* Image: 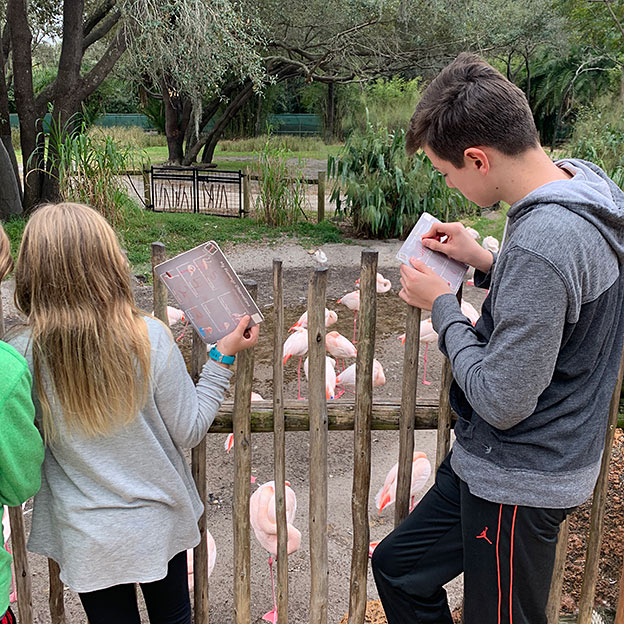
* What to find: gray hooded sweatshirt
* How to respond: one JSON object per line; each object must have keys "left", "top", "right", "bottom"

{"left": 431, "top": 159, "right": 624, "bottom": 508}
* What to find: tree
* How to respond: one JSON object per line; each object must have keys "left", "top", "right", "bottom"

{"left": 2, "top": 0, "right": 128, "bottom": 213}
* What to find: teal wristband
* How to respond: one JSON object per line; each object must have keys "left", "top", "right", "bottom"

{"left": 209, "top": 346, "right": 236, "bottom": 365}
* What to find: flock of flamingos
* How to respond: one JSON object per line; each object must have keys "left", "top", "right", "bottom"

{"left": 2, "top": 230, "right": 499, "bottom": 622}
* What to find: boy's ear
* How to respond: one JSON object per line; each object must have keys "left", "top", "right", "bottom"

{"left": 464, "top": 147, "right": 490, "bottom": 175}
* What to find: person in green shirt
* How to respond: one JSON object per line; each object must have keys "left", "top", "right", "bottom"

{"left": 0, "top": 224, "right": 44, "bottom": 623}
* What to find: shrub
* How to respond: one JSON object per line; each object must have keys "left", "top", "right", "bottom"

{"left": 254, "top": 140, "right": 308, "bottom": 227}
{"left": 328, "top": 122, "right": 477, "bottom": 238}
{"left": 567, "top": 96, "right": 624, "bottom": 187}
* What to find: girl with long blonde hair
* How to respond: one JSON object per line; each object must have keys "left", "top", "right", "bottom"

{"left": 0, "top": 223, "right": 44, "bottom": 624}
{"left": 8, "top": 203, "right": 257, "bottom": 624}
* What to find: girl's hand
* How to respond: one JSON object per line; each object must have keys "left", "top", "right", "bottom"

{"left": 399, "top": 259, "right": 452, "bottom": 311}
{"left": 217, "top": 315, "right": 259, "bottom": 357}
{"left": 422, "top": 222, "right": 494, "bottom": 273}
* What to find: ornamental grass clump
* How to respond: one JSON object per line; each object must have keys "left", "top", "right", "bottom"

{"left": 328, "top": 122, "right": 477, "bottom": 238}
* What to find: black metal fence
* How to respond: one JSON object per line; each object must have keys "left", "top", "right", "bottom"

{"left": 151, "top": 166, "right": 243, "bottom": 217}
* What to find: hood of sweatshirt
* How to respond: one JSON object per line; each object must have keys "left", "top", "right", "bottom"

{"left": 507, "top": 158, "right": 624, "bottom": 263}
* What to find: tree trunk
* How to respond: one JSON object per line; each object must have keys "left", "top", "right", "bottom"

{"left": 8, "top": 0, "right": 42, "bottom": 212}
{"left": 162, "top": 79, "right": 192, "bottom": 164}
{"left": 254, "top": 93, "right": 263, "bottom": 136}
{"left": 325, "top": 82, "right": 335, "bottom": 141}
{"left": 0, "top": 41, "right": 22, "bottom": 203}
{"left": 182, "top": 81, "right": 254, "bottom": 166}
{"left": 0, "top": 140, "right": 22, "bottom": 218}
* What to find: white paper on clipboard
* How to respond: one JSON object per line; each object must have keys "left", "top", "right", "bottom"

{"left": 396, "top": 212, "right": 468, "bottom": 294}
{"left": 154, "top": 241, "right": 264, "bottom": 342}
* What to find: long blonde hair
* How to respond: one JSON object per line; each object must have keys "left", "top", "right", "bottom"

{"left": 0, "top": 223, "right": 13, "bottom": 281}
{"left": 14, "top": 203, "right": 151, "bottom": 439}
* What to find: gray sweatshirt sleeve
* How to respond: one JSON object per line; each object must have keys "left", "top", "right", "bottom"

{"left": 152, "top": 340, "right": 233, "bottom": 448}
{"left": 473, "top": 251, "right": 497, "bottom": 289}
{"left": 431, "top": 247, "right": 568, "bottom": 430}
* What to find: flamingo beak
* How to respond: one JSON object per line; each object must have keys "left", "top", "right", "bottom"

{"left": 283, "top": 354, "right": 292, "bottom": 365}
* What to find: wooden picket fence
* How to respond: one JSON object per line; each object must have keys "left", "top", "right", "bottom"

{"left": 1, "top": 244, "right": 623, "bottom": 624}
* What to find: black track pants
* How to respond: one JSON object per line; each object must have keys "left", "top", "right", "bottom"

{"left": 371, "top": 453, "right": 569, "bottom": 624}
{"left": 79, "top": 551, "right": 191, "bottom": 624}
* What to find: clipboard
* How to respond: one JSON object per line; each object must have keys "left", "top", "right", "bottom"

{"left": 397, "top": 212, "right": 468, "bottom": 294}
{"left": 154, "top": 241, "right": 264, "bottom": 342}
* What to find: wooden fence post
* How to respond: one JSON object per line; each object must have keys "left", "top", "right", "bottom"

{"left": 143, "top": 165, "right": 152, "bottom": 209}
{"left": 151, "top": 242, "right": 168, "bottom": 323}
{"left": 272, "top": 260, "right": 289, "bottom": 624}
{"left": 435, "top": 284, "right": 462, "bottom": 471}
{"left": 48, "top": 559, "right": 67, "bottom": 624}
{"left": 546, "top": 517, "right": 569, "bottom": 624}
{"left": 233, "top": 282, "right": 257, "bottom": 624}
{"left": 395, "top": 304, "right": 421, "bottom": 527}
{"left": 191, "top": 331, "right": 209, "bottom": 624}
{"left": 577, "top": 349, "right": 624, "bottom": 623}
{"left": 308, "top": 267, "right": 329, "bottom": 624}
{"left": 347, "top": 250, "right": 377, "bottom": 624}
{"left": 243, "top": 168, "right": 251, "bottom": 216}
{"left": 317, "top": 171, "right": 326, "bottom": 223}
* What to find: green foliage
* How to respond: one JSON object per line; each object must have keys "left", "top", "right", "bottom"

{"left": 139, "top": 97, "right": 166, "bottom": 135}
{"left": 566, "top": 96, "right": 624, "bottom": 187}
{"left": 218, "top": 134, "right": 328, "bottom": 154}
{"left": 328, "top": 123, "right": 477, "bottom": 239}
{"left": 254, "top": 140, "right": 308, "bottom": 227}
{"left": 37, "top": 112, "right": 146, "bottom": 227}
{"left": 301, "top": 78, "right": 421, "bottom": 139}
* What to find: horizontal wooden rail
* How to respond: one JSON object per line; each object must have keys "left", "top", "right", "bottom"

{"left": 209, "top": 400, "right": 452, "bottom": 432}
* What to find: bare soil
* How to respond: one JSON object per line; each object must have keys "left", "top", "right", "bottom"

{"left": 2, "top": 238, "right": 622, "bottom": 623}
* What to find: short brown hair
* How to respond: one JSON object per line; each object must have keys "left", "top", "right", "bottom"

{"left": 406, "top": 53, "right": 539, "bottom": 167}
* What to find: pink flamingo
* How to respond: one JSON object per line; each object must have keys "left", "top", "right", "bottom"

{"left": 337, "top": 291, "right": 360, "bottom": 342}
{"left": 355, "top": 272, "right": 392, "bottom": 293}
{"left": 282, "top": 329, "right": 309, "bottom": 400}
{"left": 249, "top": 481, "right": 301, "bottom": 624}
{"left": 225, "top": 392, "right": 264, "bottom": 454}
{"left": 369, "top": 452, "right": 432, "bottom": 556}
{"left": 325, "top": 331, "right": 357, "bottom": 372}
{"left": 186, "top": 529, "right": 216, "bottom": 591}
{"left": 289, "top": 308, "right": 338, "bottom": 332}
{"left": 335, "top": 359, "right": 385, "bottom": 397}
{"left": 399, "top": 301, "right": 479, "bottom": 385}
{"left": 303, "top": 356, "right": 337, "bottom": 400}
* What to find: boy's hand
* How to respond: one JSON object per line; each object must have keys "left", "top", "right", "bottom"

{"left": 399, "top": 259, "right": 452, "bottom": 311}
{"left": 216, "top": 315, "right": 259, "bottom": 358}
{"left": 422, "top": 222, "right": 494, "bottom": 273}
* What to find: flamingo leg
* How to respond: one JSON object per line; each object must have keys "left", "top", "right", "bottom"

{"left": 422, "top": 344, "right": 431, "bottom": 386}
{"left": 297, "top": 357, "right": 303, "bottom": 400}
{"left": 262, "top": 555, "right": 278, "bottom": 623}
{"left": 352, "top": 312, "right": 358, "bottom": 344}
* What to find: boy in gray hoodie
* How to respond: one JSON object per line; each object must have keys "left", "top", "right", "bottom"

{"left": 371, "top": 53, "right": 624, "bottom": 624}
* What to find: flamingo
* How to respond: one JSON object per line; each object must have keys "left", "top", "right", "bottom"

{"left": 303, "top": 356, "right": 337, "bottom": 400}
{"left": 335, "top": 359, "right": 385, "bottom": 397}
{"left": 399, "top": 302, "right": 479, "bottom": 385}
{"left": 289, "top": 308, "right": 338, "bottom": 332}
{"left": 249, "top": 481, "right": 301, "bottom": 623}
{"left": 337, "top": 291, "right": 360, "bottom": 342}
{"left": 325, "top": 331, "right": 356, "bottom": 372}
{"left": 225, "top": 392, "right": 264, "bottom": 454}
{"left": 369, "top": 452, "right": 432, "bottom": 556}
{"left": 482, "top": 235, "right": 500, "bottom": 254}
{"left": 283, "top": 329, "right": 309, "bottom": 400}
{"left": 355, "top": 272, "right": 392, "bottom": 293}
{"left": 186, "top": 529, "right": 217, "bottom": 591}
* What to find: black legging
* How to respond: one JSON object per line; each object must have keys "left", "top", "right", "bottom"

{"left": 79, "top": 551, "right": 191, "bottom": 624}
